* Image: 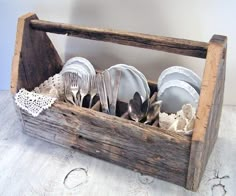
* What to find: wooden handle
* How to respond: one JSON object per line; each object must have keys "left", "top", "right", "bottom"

{"left": 30, "top": 19, "right": 208, "bottom": 58}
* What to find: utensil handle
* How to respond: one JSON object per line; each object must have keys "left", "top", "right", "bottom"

{"left": 89, "top": 94, "right": 95, "bottom": 108}
{"left": 102, "top": 108, "right": 109, "bottom": 114}
{"left": 109, "top": 105, "right": 116, "bottom": 116}
{"left": 110, "top": 70, "right": 121, "bottom": 116}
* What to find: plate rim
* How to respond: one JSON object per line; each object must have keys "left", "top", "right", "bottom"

{"left": 158, "top": 79, "right": 199, "bottom": 104}
{"left": 157, "top": 66, "right": 201, "bottom": 91}
{"left": 109, "top": 64, "right": 150, "bottom": 98}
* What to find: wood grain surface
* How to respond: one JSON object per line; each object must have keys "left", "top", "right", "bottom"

{"left": 187, "top": 35, "right": 227, "bottom": 191}
{"left": 11, "top": 13, "right": 62, "bottom": 94}
{"left": 0, "top": 91, "right": 235, "bottom": 195}
{"left": 19, "top": 100, "right": 191, "bottom": 187}
{"left": 30, "top": 19, "right": 208, "bottom": 58}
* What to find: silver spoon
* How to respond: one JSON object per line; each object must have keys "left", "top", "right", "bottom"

{"left": 128, "top": 99, "right": 144, "bottom": 122}
{"left": 133, "top": 92, "right": 142, "bottom": 106}
{"left": 144, "top": 101, "right": 162, "bottom": 124}
{"left": 141, "top": 98, "right": 150, "bottom": 115}
{"left": 128, "top": 92, "right": 149, "bottom": 122}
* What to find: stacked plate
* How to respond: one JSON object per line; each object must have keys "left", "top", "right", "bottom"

{"left": 60, "top": 57, "right": 96, "bottom": 76}
{"left": 157, "top": 66, "right": 201, "bottom": 113}
{"left": 107, "top": 64, "right": 150, "bottom": 103}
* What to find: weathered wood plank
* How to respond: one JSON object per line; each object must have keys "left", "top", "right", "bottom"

{"left": 30, "top": 19, "right": 208, "bottom": 58}
{"left": 19, "top": 101, "right": 191, "bottom": 187}
{"left": 11, "top": 13, "right": 62, "bottom": 94}
{"left": 1, "top": 91, "right": 236, "bottom": 195}
{"left": 186, "top": 35, "right": 227, "bottom": 191}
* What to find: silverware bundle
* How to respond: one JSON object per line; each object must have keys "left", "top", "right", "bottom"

{"left": 97, "top": 70, "right": 122, "bottom": 115}
{"left": 62, "top": 70, "right": 121, "bottom": 115}
{"left": 63, "top": 71, "right": 162, "bottom": 123}
{"left": 63, "top": 73, "right": 97, "bottom": 107}
{"left": 128, "top": 92, "right": 162, "bottom": 124}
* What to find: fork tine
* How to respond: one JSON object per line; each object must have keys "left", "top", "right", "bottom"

{"left": 79, "top": 74, "right": 89, "bottom": 107}
{"left": 63, "top": 74, "right": 76, "bottom": 105}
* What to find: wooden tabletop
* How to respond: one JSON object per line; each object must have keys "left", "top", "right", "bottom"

{"left": 0, "top": 91, "right": 235, "bottom": 196}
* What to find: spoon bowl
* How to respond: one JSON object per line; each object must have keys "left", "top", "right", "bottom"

{"left": 128, "top": 92, "right": 147, "bottom": 122}
{"left": 144, "top": 101, "right": 162, "bottom": 124}
{"left": 128, "top": 99, "right": 144, "bottom": 122}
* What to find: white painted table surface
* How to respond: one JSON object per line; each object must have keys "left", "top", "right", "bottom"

{"left": 0, "top": 90, "right": 235, "bottom": 196}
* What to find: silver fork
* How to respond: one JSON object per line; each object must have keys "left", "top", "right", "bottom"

{"left": 89, "top": 75, "right": 97, "bottom": 108}
{"left": 63, "top": 75, "right": 76, "bottom": 105}
{"left": 70, "top": 75, "right": 80, "bottom": 105}
{"left": 80, "top": 74, "right": 90, "bottom": 107}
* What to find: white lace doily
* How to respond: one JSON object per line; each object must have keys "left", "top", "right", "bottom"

{"left": 15, "top": 74, "right": 64, "bottom": 117}
{"left": 15, "top": 88, "right": 57, "bottom": 117}
{"left": 33, "top": 74, "right": 64, "bottom": 100}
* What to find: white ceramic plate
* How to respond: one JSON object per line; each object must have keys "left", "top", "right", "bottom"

{"left": 63, "top": 57, "right": 96, "bottom": 75}
{"left": 158, "top": 80, "right": 199, "bottom": 113}
{"left": 60, "top": 63, "right": 90, "bottom": 77}
{"left": 111, "top": 64, "right": 150, "bottom": 98}
{"left": 112, "top": 64, "right": 146, "bottom": 82}
{"left": 107, "top": 65, "right": 149, "bottom": 103}
{"left": 157, "top": 66, "right": 201, "bottom": 94}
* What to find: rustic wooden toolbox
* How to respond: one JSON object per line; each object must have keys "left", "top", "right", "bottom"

{"left": 11, "top": 13, "right": 227, "bottom": 191}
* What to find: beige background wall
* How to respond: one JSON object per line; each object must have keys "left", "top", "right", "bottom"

{"left": 1, "top": 0, "right": 235, "bottom": 104}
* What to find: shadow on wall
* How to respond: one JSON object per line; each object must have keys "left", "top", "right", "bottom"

{"left": 64, "top": 0, "right": 205, "bottom": 81}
